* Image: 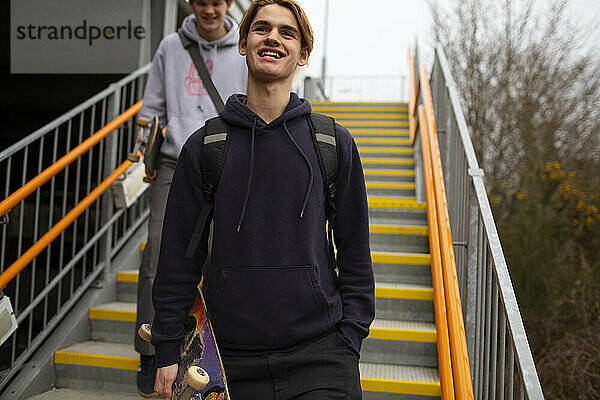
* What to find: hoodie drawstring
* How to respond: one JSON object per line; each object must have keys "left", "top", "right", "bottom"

{"left": 237, "top": 117, "right": 257, "bottom": 231}
{"left": 283, "top": 121, "right": 314, "bottom": 219}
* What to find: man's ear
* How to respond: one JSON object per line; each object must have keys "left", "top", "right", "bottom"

{"left": 226, "top": 0, "right": 233, "bottom": 11}
{"left": 239, "top": 38, "right": 247, "bottom": 56}
{"left": 297, "top": 48, "right": 309, "bottom": 67}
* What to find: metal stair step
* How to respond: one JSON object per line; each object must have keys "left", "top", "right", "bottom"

{"left": 322, "top": 113, "right": 407, "bottom": 120}
{"left": 360, "top": 362, "right": 440, "bottom": 399}
{"left": 366, "top": 182, "right": 415, "bottom": 197}
{"left": 88, "top": 302, "right": 136, "bottom": 345}
{"left": 116, "top": 270, "right": 138, "bottom": 302}
{"left": 375, "top": 283, "right": 434, "bottom": 322}
{"left": 339, "top": 120, "right": 409, "bottom": 128}
{"left": 368, "top": 196, "right": 426, "bottom": 210}
{"left": 364, "top": 169, "right": 415, "bottom": 183}
{"left": 363, "top": 319, "right": 438, "bottom": 367}
{"left": 356, "top": 137, "right": 411, "bottom": 146}
{"left": 54, "top": 341, "right": 138, "bottom": 393}
{"left": 369, "top": 222, "right": 428, "bottom": 253}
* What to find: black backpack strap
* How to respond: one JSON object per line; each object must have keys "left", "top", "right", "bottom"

{"left": 178, "top": 29, "right": 225, "bottom": 112}
{"left": 185, "top": 117, "right": 230, "bottom": 260}
{"left": 307, "top": 113, "right": 339, "bottom": 276}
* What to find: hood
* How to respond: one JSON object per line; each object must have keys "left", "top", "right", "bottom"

{"left": 219, "top": 93, "right": 312, "bottom": 130}
{"left": 181, "top": 14, "right": 239, "bottom": 48}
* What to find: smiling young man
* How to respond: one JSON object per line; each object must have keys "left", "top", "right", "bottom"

{"left": 134, "top": 0, "right": 247, "bottom": 397}
{"left": 151, "top": 1, "right": 375, "bottom": 399}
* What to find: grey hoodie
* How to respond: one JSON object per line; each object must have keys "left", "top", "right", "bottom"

{"left": 139, "top": 14, "right": 247, "bottom": 163}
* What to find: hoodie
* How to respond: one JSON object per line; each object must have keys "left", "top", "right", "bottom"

{"left": 152, "top": 93, "right": 375, "bottom": 367}
{"left": 139, "top": 14, "right": 247, "bottom": 164}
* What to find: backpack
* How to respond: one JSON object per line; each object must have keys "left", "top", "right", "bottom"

{"left": 185, "top": 113, "right": 340, "bottom": 285}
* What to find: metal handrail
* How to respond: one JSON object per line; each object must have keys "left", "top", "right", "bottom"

{"left": 0, "top": 155, "right": 138, "bottom": 289}
{"left": 0, "top": 66, "right": 151, "bottom": 391}
{"left": 0, "top": 101, "right": 142, "bottom": 218}
{"left": 430, "top": 46, "right": 544, "bottom": 399}
{"left": 410, "top": 47, "right": 474, "bottom": 398}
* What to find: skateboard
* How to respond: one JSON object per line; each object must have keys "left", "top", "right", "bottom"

{"left": 139, "top": 284, "right": 231, "bottom": 400}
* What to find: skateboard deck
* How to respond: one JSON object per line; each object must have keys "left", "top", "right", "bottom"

{"left": 140, "top": 285, "right": 230, "bottom": 400}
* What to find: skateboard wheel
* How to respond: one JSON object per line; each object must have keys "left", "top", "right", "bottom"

{"left": 136, "top": 117, "right": 149, "bottom": 127}
{"left": 184, "top": 366, "right": 210, "bottom": 390}
{"left": 127, "top": 153, "right": 140, "bottom": 162}
{"left": 138, "top": 323, "right": 153, "bottom": 343}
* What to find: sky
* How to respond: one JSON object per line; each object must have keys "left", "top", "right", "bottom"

{"left": 292, "top": 0, "right": 600, "bottom": 99}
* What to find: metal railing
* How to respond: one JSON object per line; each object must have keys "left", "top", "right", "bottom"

{"left": 0, "top": 64, "right": 151, "bottom": 390}
{"left": 417, "top": 44, "right": 545, "bottom": 398}
{"left": 315, "top": 74, "right": 407, "bottom": 102}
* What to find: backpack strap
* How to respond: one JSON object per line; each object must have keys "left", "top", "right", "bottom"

{"left": 185, "top": 117, "right": 230, "bottom": 260}
{"left": 307, "top": 113, "right": 339, "bottom": 275}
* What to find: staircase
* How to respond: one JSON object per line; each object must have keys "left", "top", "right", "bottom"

{"left": 312, "top": 101, "right": 440, "bottom": 399}
{"left": 27, "top": 101, "right": 441, "bottom": 400}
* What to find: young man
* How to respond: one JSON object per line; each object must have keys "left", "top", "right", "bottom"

{"left": 135, "top": 0, "right": 247, "bottom": 396}
{"left": 152, "top": 1, "right": 375, "bottom": 399}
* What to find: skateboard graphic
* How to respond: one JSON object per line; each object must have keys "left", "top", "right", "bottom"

{"left": 139, "top": 285, "right": 231, "bottom": 400}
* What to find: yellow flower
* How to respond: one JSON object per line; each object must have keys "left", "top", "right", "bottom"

{"left": 517, "top": 192, "right": 525, "bottom": 200}
{"left": 586, "top": 216, "right": 594, "bottom": 225}
{"left": 588, "top": 205, "right": 598, "bottom": 215}
{"left": 550, "top": 172, "right": 558, "bottom": 180}
{"left": 577, "top": 201, "right": 584, "bottom": 210}
{"left": 568, "top": 172, "right": 575, "bottom": 178}
{"left": 559, "top": 171, "right": 565, "bottom": 178}
{"left": 573, "top": 219, "right": 579, "bottom": 226}
{"left": 553, "top": 161, "right": 560, "bottom": 170}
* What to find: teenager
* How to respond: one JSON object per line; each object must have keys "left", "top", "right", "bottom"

{"left": 135, "top": 0, "right": 247, "bottom": 396}
{"left": 151, "top": 1, "right": 375, "bottom": 398}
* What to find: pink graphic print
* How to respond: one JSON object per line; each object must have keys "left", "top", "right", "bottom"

{"left": 184, "top": 60, "right": 213, "bottom": 96}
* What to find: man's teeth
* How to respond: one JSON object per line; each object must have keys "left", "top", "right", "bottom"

{"left": 260, "top": 51, "right": 282, "bottom": 59}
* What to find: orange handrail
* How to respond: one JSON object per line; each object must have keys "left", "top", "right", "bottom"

{"left": 0, "top": 158, "right": 136, "bottom": 290}
{"left": 417, "top": 105, "right": 455, "bottom": 399}
{"left": 0, "top": 100, "right": 143, "bottom": 217}
{"left": 419, "top": 64, "right": 474, "bottom": 399}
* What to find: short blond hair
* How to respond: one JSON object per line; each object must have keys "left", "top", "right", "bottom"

{"left": 239, "top": 0, "right": 314, "bottom": 54}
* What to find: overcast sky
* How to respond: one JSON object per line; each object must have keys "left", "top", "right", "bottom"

{"left": 295, "top": 0, "right": 600, "bottom": 80}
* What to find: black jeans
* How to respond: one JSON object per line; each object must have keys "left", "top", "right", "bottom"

{"left": 221, "top": 331, "right": 362, "bottom": 400}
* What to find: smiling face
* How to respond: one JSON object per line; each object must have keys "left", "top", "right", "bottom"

{"left": 239, "top": 4, "right": 309, "bottom": 84}
{"left": 190, "top": 0, "right": 232, "bottom": 41}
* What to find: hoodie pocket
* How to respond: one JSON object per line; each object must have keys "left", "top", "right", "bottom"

{"left": 207, "top": 265, "right": 331, "bottom": 348}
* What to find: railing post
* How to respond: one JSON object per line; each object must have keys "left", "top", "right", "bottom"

{"left": 99, "top": 84, "right": 121, "bottom": 279}
{"left": 465, "top": 170, "right": 483, "bottom": 384}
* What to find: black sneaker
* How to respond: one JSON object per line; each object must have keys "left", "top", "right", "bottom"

{"left": 137, "top": 354, "right": 158, "bottom": 398}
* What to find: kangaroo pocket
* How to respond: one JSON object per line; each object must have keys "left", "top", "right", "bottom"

{"left": 207, "top": 265, "right": 331, "bottom": 349}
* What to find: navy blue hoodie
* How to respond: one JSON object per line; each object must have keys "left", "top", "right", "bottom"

{"left": 152, "top": 93, "right": 375, "bottom": 367}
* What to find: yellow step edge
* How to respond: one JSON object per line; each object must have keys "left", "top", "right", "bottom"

{"left": 368, "top": 326, "right": 437, "bottom": 343}
{"left": 370, "top": 224, "right": 427, "bottom": 236}
{"left": 375, "top": 285, "right": 434, "bottom": 300}
{"left": 368, "top": 196, "right": 426, "bottom": 209}
{"left": 366, "top": 182, "right": 415, "bottom": 190}
{"left": 350, "top": 128, "right": 409, "bottom": 134}
{"left": 312, "top": 107, "right": 408, "bottom": 113}
{"left": 310, "top": 100, "right": 407, "bottom": 105}
{"left": 351, "top": 132, "right": 409, "bottom": 137}
{"left": 140, "top": 241, "right": 146, "bottom": 252}
{"left": 54, "top": 350, "right": 139, "bottom": 370}
{"left": 88, "top": 307, "right": 136, "bottom": 322}
{"left": 371, "top": 251, "right": 430, "bottom": 265}
{"left": 360, "top": 377, "right": 441, "bottom": 397}
{"left": 321, "top": 113, "right": 407, "bottom": 119}
{"left": 364, "top": 169, "right": 415, "bottom": 176}
{"left": 361, "top": 158, "right": 414, "bottom": 165}
{"left": 337, "top": 120, "right": 409, "bottom": 127}
{"left": 359, "top": 147, "right": 413, "bottom": 154}
{"left": 356, "top": 138, "right": 411, "bottom": 145}
{"left": 116, "top": 270, "right": 138, "bottom": 283}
